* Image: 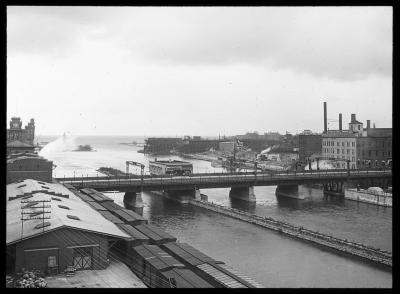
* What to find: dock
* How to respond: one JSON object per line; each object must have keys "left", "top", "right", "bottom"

{"left": 189, "top": 199, "right": 392, "bottom": 268}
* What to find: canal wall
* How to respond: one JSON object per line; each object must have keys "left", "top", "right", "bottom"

{"left": 345, "top": 189, "right": 392, "bottom": 207}
{"left": 189, "top": 199, "right": 392, "bottom": 268}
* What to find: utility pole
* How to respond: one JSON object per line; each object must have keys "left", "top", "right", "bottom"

{"left": 21, "top": 199, "right": 51, "bottom": 239}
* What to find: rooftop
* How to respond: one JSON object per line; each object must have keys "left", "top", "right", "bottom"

{"left": 7, "top": 140, "right": 35, "bottom": 148}
{"left": 7, "top": 179, "right": 130, "bottom": 245}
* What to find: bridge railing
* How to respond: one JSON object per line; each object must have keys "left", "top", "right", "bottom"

{"left": 58, "top": 168, "right": 391, "bottom": 190}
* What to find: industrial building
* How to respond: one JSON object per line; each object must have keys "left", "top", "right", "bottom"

{"left": 149, "top": 160, "right": 193, "bottom": 176}
{"left": 144, "top": 138, "right": 183, "bottom": 154}
{"left": 7, "top": 153, "right": 53, "bottom": 184}
{"left": 298, "top": 131, "right": 322, "bottom": 163}
{"left": 321, "top": 102, "right": 392, "bottom": 169}
{"left": 6, "top": 180, "right": 131, "bottom": 275}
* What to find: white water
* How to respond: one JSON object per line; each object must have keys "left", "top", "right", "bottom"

{"left": 39, "top": 134, "right": 78, "bottom": 158}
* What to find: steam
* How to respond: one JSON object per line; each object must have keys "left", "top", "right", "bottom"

{"left": 39, "top": 133, "right": 77, "bottom": 158}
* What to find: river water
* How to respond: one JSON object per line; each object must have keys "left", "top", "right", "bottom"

{"left": 38, "top": 135, "right": 392, "bottom": 288}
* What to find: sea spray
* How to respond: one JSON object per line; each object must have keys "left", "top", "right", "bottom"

{"left": 39, "top": 133, "right": 77, "bottom": 158}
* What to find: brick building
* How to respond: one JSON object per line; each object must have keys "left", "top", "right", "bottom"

{"left": 298, "top": 132, "right": 322, "bottom": 163}
{"left": 7, "top": 153, "right": 53, "bottom": 184}
{"left": 322, "top": 114, "right": 392, "bottom": 169}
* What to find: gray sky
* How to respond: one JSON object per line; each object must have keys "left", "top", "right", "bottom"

{"left": 7, "top": 6, "right": 392, "bottom": 136}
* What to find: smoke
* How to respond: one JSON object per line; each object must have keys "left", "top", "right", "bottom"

{"left": 39, "top": 133, "right": 77, "bottom": 158}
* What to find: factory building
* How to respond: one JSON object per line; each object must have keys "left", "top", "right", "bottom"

{"left": 178, "top": 138, "right": 220, "bottom": 153}
{"left": 321, "top": 102, "right": 392, "bottom": 169}
{"left": 298, "top": 131, "right": 322, "bottom": 163}
{"left": 6, "top": 180, "right": 131, "bottom": 275}
{"left": 7, "top": 153, "right": 53, "bottom": 184}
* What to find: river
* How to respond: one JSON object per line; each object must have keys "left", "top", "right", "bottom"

{"left": 38, "top": 135, "right": 392, "bottom": 288}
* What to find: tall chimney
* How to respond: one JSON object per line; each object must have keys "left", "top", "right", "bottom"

{"left": 351, "top": 113, "right": 356, "bottom": 122}
{"left": 339, "top": 113, "right": 342, "bottom": 131}
{"left": 367, "top": 120, "right": 370, "bottom": 129}
{"left": 323, "top": 102, "right": 327, "bottom": 133}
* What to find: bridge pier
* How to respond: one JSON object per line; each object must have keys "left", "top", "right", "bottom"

{"left": 229, "top": 186, "right": 256, "bottom": 202}
{"left": 275, "top": 185, "right": 303, "bottom": 199}
{"left": 123, "top": 191, "right": 144, "bottom": 215}
{"left": 164, "top": 188, "right": 201, "bottom": 203}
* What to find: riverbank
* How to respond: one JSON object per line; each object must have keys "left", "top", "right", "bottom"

{"left": 189, "top": 199, "right": 392, "bottom": 269}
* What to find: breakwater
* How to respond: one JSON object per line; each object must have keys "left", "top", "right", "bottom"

{"left": 189, "top": 199, "right": 392, "bottom": 268}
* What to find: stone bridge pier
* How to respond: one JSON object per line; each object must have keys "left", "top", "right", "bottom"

{"left": 123, "top": 191, "right": 144, "bottom": 214}
{"left": 275, "top": 185, "right": 303, "bottom": 199}
{"left": 164, "top": 188, "right": 201, "bottom": 203}
{"left": 229, "top": 186, "right": 256, "bottom": 202}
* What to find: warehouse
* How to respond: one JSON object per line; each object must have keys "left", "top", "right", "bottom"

{"left": 6, "top": 179, "right": 131, "bottom": 275}
{"left": 7, "top": 153, "right": 53, "bottom": 184}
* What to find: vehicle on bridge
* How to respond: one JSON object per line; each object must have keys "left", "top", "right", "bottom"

{"left": 149, "top": 160, "right": 193, "bottom": 176}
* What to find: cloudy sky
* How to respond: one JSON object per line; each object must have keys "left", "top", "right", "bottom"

{"left": 7, "top": 6, "right": 392, "bottom": 136}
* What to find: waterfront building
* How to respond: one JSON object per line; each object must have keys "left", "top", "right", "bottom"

{"left": 7, "top": 140, "right": 35, "bottom": 156}
{"left": 144, "top": 137, "right": 183, "bottom": 154}
{"left": 322, "top": 114, "right": 392, "bottom": 169}
{"left": 6, "top": 180, "right": 130, "bottom": 275}
{"left": 149, "top": 160, "right": 193, "bottom": 176}
{"left": 178, "top": 138, "right": 220, "bottom": 153}
{"left": 298, "top": 131, "right": 322, "bottom": 163}
{"left": 7, "top": 117, "right": 35, "bottom": 145}
{"left": 7, "top": 153, "right": 53, "bottom": 184}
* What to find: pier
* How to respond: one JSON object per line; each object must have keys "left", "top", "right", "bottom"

{"left": 189, "top": 199, "right": 392, "bottom": 268}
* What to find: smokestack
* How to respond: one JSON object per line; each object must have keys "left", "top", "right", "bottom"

{"left": 351, "top": 113, "right": 356, "bottom": 122}
{"left": 323, "top": 102, "right": 327, "bottom": 133}
{"left": 339, "top": 113, "right": 342, "bottom": 131}
{"left": 367, "top": 120, "right": 370, "bottom": 129}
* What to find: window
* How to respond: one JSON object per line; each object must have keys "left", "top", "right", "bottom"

{"left": 376, "top": 150, "right": 378, "bottom": 157}
{"left": 337, "top": 149, "right": 340, "bottom": 154}
{"left": 48, "top": 256, "right": 57, "bottom": 267}
{"left": 347, "top": 142, "right": 350, "bottom": 147}
{"left": 352, "top": 142, "right": 355, "bottom": 147}
{"left": 337, "top": 142, "right": 340, "bottom": 146}
{"left": 383, "top": 152, "right": 385, "bottom": 157}
{"left": 388, "top": 151, "right": 391, "bottom": 157}
{"left": 347, "top": 150, "right": 350, "bottom": 154}
{"left": 352, "top": 150, "right": 355, "bottom": 155}
{"left": 358, "top": 125, "right": 360, "bottom": 130}
{"left": 342, "top": 142, "right": 344, "bottom": 146}
{"left": 342, "top": 149, "right": 344, "bottom": 154}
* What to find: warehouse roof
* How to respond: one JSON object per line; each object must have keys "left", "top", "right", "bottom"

{"left": 6, "top": 179, "right": 130, "bottom": 245}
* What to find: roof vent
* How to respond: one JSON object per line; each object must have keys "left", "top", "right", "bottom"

{"left": 51, "top": 197, "right": 62, "bottom": 201}
{"left": 38, "top": 182, "right": 46, "bottom": 185}
{"left": 42, "top": 186, "right": 50, "bottom": 189}
{"left": 17, "top": 184, "right": 27, "bottom": 188}
{"left": 34, "top": 222, "right": 51, "bottom": 230}
{"left": 58, "top": 205, "right": 70, "bottom": 210}
{"left": 67, "top": 215, "right": 80, "bottom": 220}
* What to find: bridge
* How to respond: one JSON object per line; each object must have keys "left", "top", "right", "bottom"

{"left": 57, "top": 169, "right": 392, "bottom": 209}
